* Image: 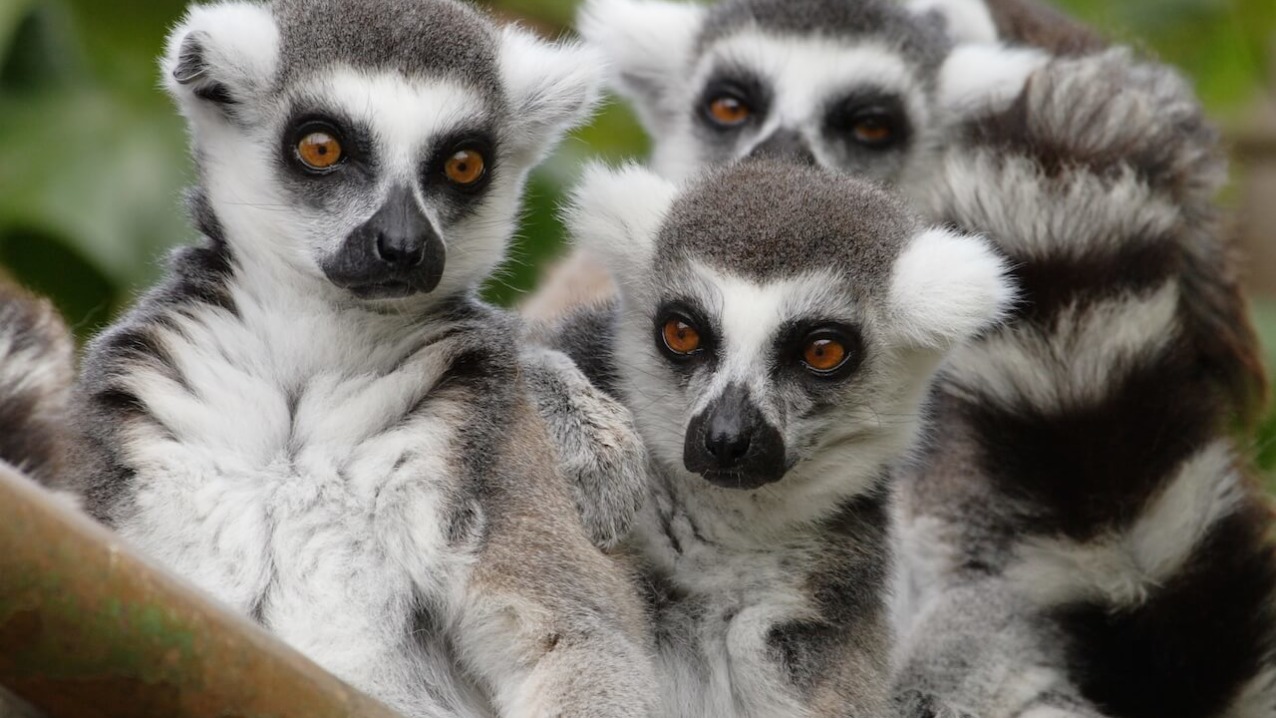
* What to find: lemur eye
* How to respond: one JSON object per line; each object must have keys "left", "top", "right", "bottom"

{"left": 296, "top": 131, "right": 344, "bottom": 171}
{"left": 800, "top": 332, "right": 854, "bottom": 376}
{"left": 444, "top": 149, "right": 486, "bottom": 186}
{"left": 706, "top": 95, "right": 751, "bottom": 127}
{"left": 662, "top": 317, "right": 703, "bottom": 356}
{"left": 852, "top": 114, "right": 895, "bottom": 146}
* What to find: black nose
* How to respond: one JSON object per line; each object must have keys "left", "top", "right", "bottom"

{"left": 321, "top": 185, "right": 446, "bottom": 298}
{"left": 747, "top": 129, "right": 817, "bottom": 166}
{"left": 684, "top": 383, "right": 788, "bottom": 489}
{"left": 705, "top": 415, "right": 752, "bottom": 466}
{"left": 375, "top": 232, "right": 425, "bottom": 268}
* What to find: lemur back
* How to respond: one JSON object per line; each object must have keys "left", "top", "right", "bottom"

{"left": 541, "top": 159, "right": 1014, "bottom": 717}
{"left": 67, "top": 1, "right": 656, "bottom": 716}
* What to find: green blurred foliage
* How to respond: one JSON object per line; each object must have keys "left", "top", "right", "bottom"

{"left": 1, "top": 0, "right": 1274, "bottom": 476}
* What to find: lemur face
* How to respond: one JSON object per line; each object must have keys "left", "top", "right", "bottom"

{"left": 571, "top": 161, "right": 1012, "bottom": 493}
{"left": 163, "top": 0, "right": 599, "bottom": 302}
{"left": 579, "top": 0, "right": 950, "bottom": 183}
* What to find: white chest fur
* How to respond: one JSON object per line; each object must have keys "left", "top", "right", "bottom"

{"left": 110, "top": 288, "right": 481, "bottom": 713}
{"left": 633, "top": 497, "right": 821, "bottom": 718}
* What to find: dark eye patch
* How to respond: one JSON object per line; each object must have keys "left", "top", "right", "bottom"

{"left": 773, "top": 320, "right": 865, "bottom": 384}
{"left": 276, "top": 107, "right": 378, "bottom": 207}
{"left": 823, "top": 88, "right": 912, "bottom": 151}
{"left": 423, "top": 128, "right": 498, "bottom": 196}
{"left": 652, "top": 299, "right": 719, "bottom": 377}
{"left": 419, "top": 127, "right": 498, "bottom": 222}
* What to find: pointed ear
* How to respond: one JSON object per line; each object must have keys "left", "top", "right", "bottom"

{"left": 499, "top": 26, "right": 604, "bottom": 163}
{"left": 565, "top": 162, "right": 679, "bottom": 287}
{"left": 577, "top": 0, "right": 707, "bottom": 134}
{"left": 889, "top": 228, "right": 1016, "bottom": 349}
{"left": 161, "top": 2, "right": 280, "bottom": 120}
{"left": 906, "top": 0, "right": 999, "bottom": 44}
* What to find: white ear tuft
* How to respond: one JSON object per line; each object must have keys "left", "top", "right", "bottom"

{"left": 938, "top": 44, "right": 1049, "bottom": 114}
{"left": 889, "top": 228, "right": 1016, "bottom": 349}
{"left": 499, "top": 26, "right": 604, "bottom": 163}
{"left": 907, "top": 0, "right": 999, "bottom": 44}
{"left": 161, "top": 2, "right": 279, "bottom": 116}
{"left": 565, "top": 162, "right": 680, "bottom": 284}
{"left": 577, "top": 0, "right": 706, "bottom": 133}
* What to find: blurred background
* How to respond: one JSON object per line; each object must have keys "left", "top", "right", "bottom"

{"left": 1, "top": 0, "right": 1274, "bottom": 478}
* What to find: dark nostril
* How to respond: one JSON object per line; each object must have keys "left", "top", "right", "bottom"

{"left": 375, "top": 234, "right": 425, "bottom": 268}
{"left": 705, "top": 429, "right": 752, "bottom": 464}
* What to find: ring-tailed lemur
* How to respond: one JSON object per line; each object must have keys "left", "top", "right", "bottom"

{"left": 66, "top": 1, "right": 657, "bottom": 716}
{"left": 541, "top": 158, "right": 1014, "bottom": 717}
{"left": 536, "top": 0, "right": 1276, "bottom": 716}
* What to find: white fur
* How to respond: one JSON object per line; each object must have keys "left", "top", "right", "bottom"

{"left": 1006, "top": 441, "right": 1243, "bottom": 608}
{"left": 498, "top": 26, "right": 604, "bottom": 162}
{"left": 115, "top": 282, "right": 486, "bottom": 717}
{"left": 320, "top": 70, "right": 488, "bottom": 178}
{"left": 912, "top": 153, "right": 1183, "bottom": 263}
{"left": 566, "top": 162, "right": 680, "bottom": 284}
{"left": 908, "top": 0, "right": 999, "bottom": 44}
{"left": 162, "top": 2, "right": 280, "bottom": 120}
{"left": 938, "top": 44, "right": 1049, "bottom": 114}
{"left": 946, "top": 281, "right": 1180, "bottom": 413}
{"left": 576, "top": 0, "right": 707, "bottom": 132}
{"left": 889, "top": 227, "right": 1015, "bottom": 350}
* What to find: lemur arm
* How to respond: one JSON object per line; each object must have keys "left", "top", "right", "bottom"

{"left": 894, "top": 45, "right": 1271, "bottom": 717}
{"left": 449, "top": 393, "right": 657, "bottom": 718}
{"left": 520, "top": 295, "right": 649, "bottom": 551}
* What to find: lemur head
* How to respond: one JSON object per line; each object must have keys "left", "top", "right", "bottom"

{"left": 570, "top": 161, "right": 1013, "bottom": 497}
{"left": 164, "top": 0, "right": 599, "bottom": 303}
{"left": 578, "top": 0, "right": 958, "bottom": 183}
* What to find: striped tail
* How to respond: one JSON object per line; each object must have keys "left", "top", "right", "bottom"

{"left": 0, "top": 276, "right": 75, "bottom": 485}
{"left": 900, "top": 45, "right": 1276, "bottom": 718}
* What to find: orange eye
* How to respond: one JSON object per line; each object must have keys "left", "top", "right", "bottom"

{"left": 444, "top": 149, "right": 486, "bottom": 186}
{"left": 851, "top": 116, "right": 895, "bottom": 146}
{"left": 707, "top": 95, "right": 751, "bottom": 127}
{"left": 662, "top": 318, "right": 702, "bottom": 356}
{"left": 297, "top": 131, "right": 343, "bottom": 170}
{"left": 803, "top": 337, "right": 848, "bottom": 373}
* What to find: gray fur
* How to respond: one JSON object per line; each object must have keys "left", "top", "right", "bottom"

{"left": 273, "top": 0, "right": 502, "bottom": 94}
{"left": 657, "top": 161, "right": 916, "bottom": 282}
{"left": 520, "top": 345, "right": 651, "bottom": 550}
{"left": 698, "top": 0, "right": 950, "bottom": 71}
{"left": 0, "top": 275, "right": 75, "bottom": 490}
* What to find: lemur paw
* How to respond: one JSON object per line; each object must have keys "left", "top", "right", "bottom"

{"left": 521, "top": 346, "right": 650, "bottom": 550}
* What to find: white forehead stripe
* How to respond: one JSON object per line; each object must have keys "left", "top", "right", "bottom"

{"left": 307, "top": 68, "right": 488, "bottom": 176}
{"left": 699, "top": 32, "right": 924, "bottom": 127}
{"left": 691, "top": 263, "right": 851, "bottom": 384}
